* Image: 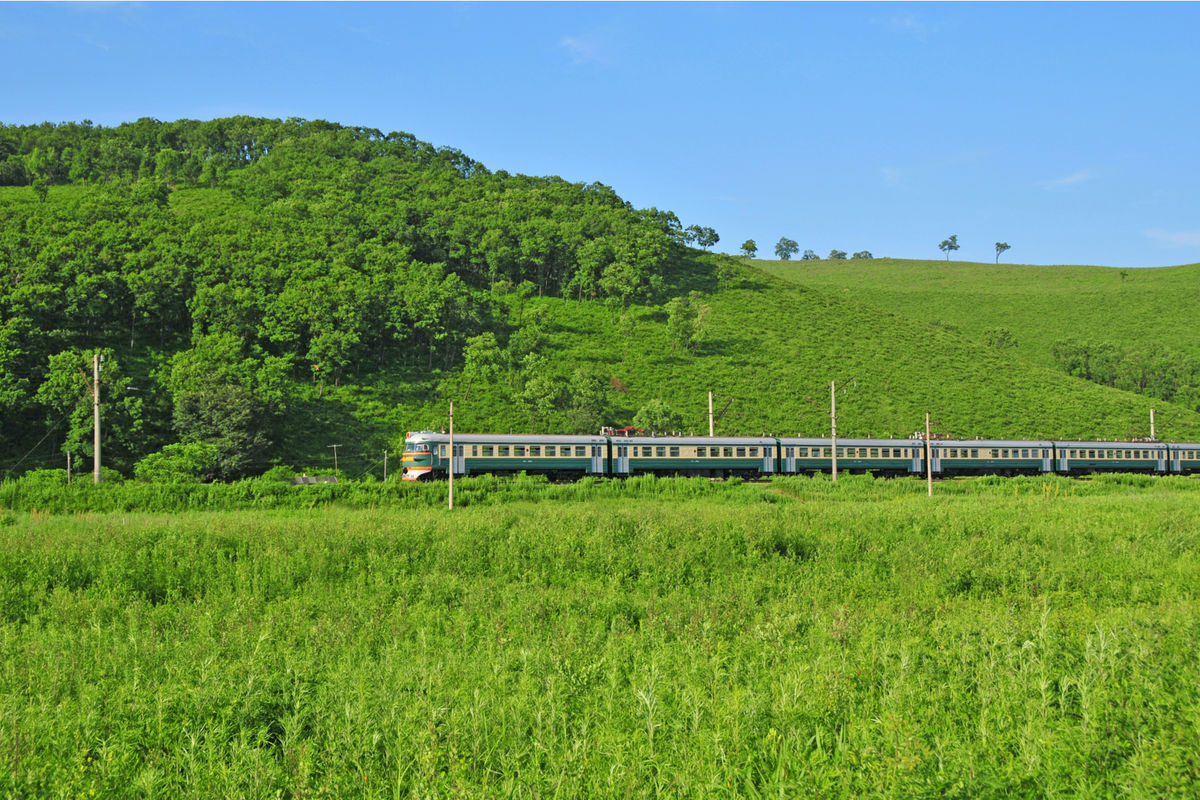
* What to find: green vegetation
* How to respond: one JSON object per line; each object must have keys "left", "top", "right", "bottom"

{"left": 4, "top": 117, "right": 1200, "bottom": 485}
{"left": 3, "top": 477, "right": 1199, "bottom": 796}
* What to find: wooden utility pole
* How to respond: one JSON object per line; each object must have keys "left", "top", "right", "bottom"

{"left": 830, "top": 381, "right": 838, "bottom": 482}
{"left": 708, "top": 391, "right": 714, "bottom": 437}
{"left": 383, "top": 450, "right": 388, "bottom": 482}
{"left": 926, "top": 412, "right": 933, "bottom": 497}
{"left": 1151, "top": 409, "right": 1156, "bottom": 441}
{"left": 327, "top": 444, "right": 342, "bottom": 473}
{"left": 448, "top": 401, "right": 455, "bottom": 510}
{"left": 67, "top": 452, "right": 72, "bottom": 485}
{"left": 93, "top": 352, "right": 101, "bottom": 484}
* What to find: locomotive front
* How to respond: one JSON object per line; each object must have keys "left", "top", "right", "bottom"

{"left": 400, "top": 431, "right": 442, "bottom": 480}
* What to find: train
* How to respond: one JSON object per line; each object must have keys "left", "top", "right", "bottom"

{"left": 400, "top": 430, "right": 1200, "bottom": 481}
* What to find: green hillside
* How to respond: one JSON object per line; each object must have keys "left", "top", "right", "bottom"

{"left": 2, "top": 118, "right": 1199, "bottom": 483}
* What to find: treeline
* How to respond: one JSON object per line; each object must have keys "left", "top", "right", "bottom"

{"left": 1051, "top": 340, "right": 1200, "bottom": 412}
{"left": 0, "top": 117, "right": 690, "bottom": 479}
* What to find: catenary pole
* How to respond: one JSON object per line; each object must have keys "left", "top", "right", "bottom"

{"left": 93, "top": 352, "right": 101, "bottom": 484}
{"left": 1151, "top": 409, "right": 1156, "bottom": 440}
{"left": 831, "top": 381, "right": 838, "bottom": 482}
{"left": 926, "top": 412, "right": 933, "bottom": 497}
{"left": 383, "top": 450, "right": 388, "bottom": 481}
{"left": 448, "top": 401, "right": 454, "bottom": 510}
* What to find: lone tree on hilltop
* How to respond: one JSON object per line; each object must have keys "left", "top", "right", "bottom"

{"left": 995, "top": 242, "right": 1011, "bottom": 263}
{"left": 852, "top": 250, "right": 873, "bottom": 259}
{"left": 939, "top": 234, "right": 960, "bottom": 260}
{"left": 801, "top": 249, "right": 820, "bottom": 261}
{"left": 829, "top": 249, "right": 848, "bottom": 260}
{"left": 775, "top": 237, "right": 799, "bottom": 261}
{"left": 740, "top": 239, "right": 757, "bottom": 259}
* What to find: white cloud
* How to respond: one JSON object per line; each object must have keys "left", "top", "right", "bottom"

{"left": 560, "top": 34, "right": 606, "bottom": 65}
{"left": 1144, "top": 228, "right": 1200, "bottom": 247}
{"left": 1040, "top": 169, "right": 1095, "bottom": 189}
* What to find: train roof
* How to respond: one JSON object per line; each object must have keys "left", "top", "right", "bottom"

{"left": 611, "top": 435, "right": 777, "bottom": 445}
{"left": 406, "top": 431, "right": 608, "bottom": 445}
{"left": 779, "top": 437, "right": 917, "bottom": 447}
{"left": 1053, "top": 440, "right": 1168, "bottom": 448}
{"left": 935, "top": 439, "right": 1054, "bottom": 447}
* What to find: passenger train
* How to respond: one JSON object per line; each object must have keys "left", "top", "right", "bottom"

{"left": 400, "top": 430, "right": 1200, "bottom": 481}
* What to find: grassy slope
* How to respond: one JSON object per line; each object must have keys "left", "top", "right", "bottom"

{"left": 406, "top": 255, "right": 1200, "bottom": 442}
{"left": 755, "top": 256, "right": 1200, "bottom": 368}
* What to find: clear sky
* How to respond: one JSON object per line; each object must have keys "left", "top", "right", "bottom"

{"left": 2, "top": 2, "right": 1198, "bottom": 268}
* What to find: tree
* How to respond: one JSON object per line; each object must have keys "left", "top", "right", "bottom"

{"left": 685, "top": 225, "right": 719, "bottom": 251}
{"left": 829, "top": 249, "right": 848, "bottom": 260}
{"left": 564, "top": 366, "right": 611, "bottom": 434}
{"left": 939, "top": 234, "right": 960, "bottom": 260}
{"left": 665, "top": 292, "right": 708, "bottom": 354}
{"left": 775, "top": 237, "right": 799, "bottom": 260}
{"left": 801, "top": 250, "right": 820, "bottom": 261}
{"left": 740, "top": 239, "right": 757, "bottom": 259}
{"left": 852, "top": 251, "right": 873, "bottom": 259}
{"left": 995, "top": 242, "right": 1011, "bottom": 263}
{"left": 633, "top": 399, "right": 682, "bottom": 434}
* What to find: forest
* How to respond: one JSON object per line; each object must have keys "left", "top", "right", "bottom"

{"left": 0, "top": 117, "right": 691, "bottom": 479}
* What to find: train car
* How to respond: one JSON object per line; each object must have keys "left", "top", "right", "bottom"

{"left": 1167, "top": 442, "right": 1200, "bottom": 474}
{"left": 933, "top": 440, "right": 1055, "bottom": 476}
{"left": 777, "top": 438, "right": 921, "bottom": 475}
{"left": 1053, "top": 441, "right": 1167, "bottom": 474}
{"left": 610, "top": 435, "right": 777, "bottom": 477}
{"left": 401, "top": 431, "right": 608, "bottom": 480}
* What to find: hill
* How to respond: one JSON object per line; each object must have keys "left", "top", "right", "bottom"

{"left": 2, "top": 118, "right": 1199, "bottom": 482}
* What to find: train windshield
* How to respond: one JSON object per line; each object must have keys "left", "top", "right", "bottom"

{"left": 404, "top": 441, "right": 430, "bottom": 452}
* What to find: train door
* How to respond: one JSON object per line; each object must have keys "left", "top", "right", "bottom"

{"left": 1057, "top": 447, "right": 1070, "bottom": 473}
{"left": 784, "top": 447, "right": 796, "bottom": 474}
{"left": 615, "top": 445, "right": 630, "bottom": 475}
{"left": 1170, "top": 448, "right": 1181, "bottom": 473}
{"left": 1041, "top": 448, "right": 1053, "bottom": 473}
{"left": 1159, "top": 448, "right": 1169, "bottom": 473}
{"left": 911, "top": 444, "right": 923, "bottom": 474}
{"left": 929, "top": 445, "right": 941, "bottom": 474}
{"left": 590, "top": 445, "right": 604, "bottom": 474}
{"left": 762, "top": 444, "right": 775, "bottom": 474}
{"left": 452, "top": 444, "right": 465, "bottom": 475}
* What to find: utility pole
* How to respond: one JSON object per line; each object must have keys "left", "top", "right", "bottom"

{"left": 708, "top": 391, "right": 714, "bottom": 437}
{"left": 327, "top": 444, "right": 342, "bottom": 473}
{"left": 67, "top": 452, "right": 72, "bottom": 485}
{"left": 926, "top": 412, "right": 933, "bottom": 497}
{"left": 830, "top": 381, "right": 838, "bottom": 482}
{"left": 1151, "top": 409, "right": 1156, "bottom": 441}
{"left": 448, "top": 401, "right": 455, "bottom": 510}
{"left": 383, "top": 450, "right": 388, "bottom": 481}
{"left": 93, "top": 352, "right": 101, "bottom": 484}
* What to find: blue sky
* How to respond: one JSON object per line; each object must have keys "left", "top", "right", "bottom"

{"left": 2, "top": 2, "right": 1198, "bottom": 268}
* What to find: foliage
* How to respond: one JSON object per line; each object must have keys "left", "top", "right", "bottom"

{"left": 801, "top": 249, "right": 820, "bottom": 261}
{"left": 2, "top": 483, "right": 1199, "bottom": 794}
{"left": 852, "top": 250, "right": 873, "bottom": 259}
{"left": 995, "top": 241, "right": 1011, "bottom": 263}
{"left": 939, "top": 234, "right": 960, "bottom": 259}
{"left": 739, "top": 238, "right": 757, "bottom": 259}
{"left": 774, "top": 237, "right": 798, "bottom": 260}
{"left": 633, "top": 398, "right": 683, "bottom": 433}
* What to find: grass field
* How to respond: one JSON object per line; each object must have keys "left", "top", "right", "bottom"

{"left": 756, "top": 257, "right": 1200, "bottom": 369}
{"left": 4, "top": 475, "right": 1199, "bottom": 797}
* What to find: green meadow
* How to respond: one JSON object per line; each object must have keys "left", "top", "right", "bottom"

{"left": 4, "top": 475, "right": 1199, "bottom": 797}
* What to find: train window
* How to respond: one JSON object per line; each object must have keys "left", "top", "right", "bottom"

{"left": 498, "top": 446, "right": 510, "bottom": 456}
{"left": 1020, "top": 449, "right": 1028, "bottom": 458}
{"left": 870, "top": 448, "right": 879, "bottom": 458}
{"left": 545, "top": 445, "right": 556, "bottom": 456}
{"left": 784, "top": 447, "right": 794, "bottom": 458}
{"left": 669, "top": 446, "right": 680, "bottom": 457}
{"left": 530, "top": 446, "right": 541, "bottom": 456}
{"left": 514, "top": 446, "right": 525, "bottom": 457}
{"left": 723, "top": 447, "right": 733, "bottom": 457}
{"left": 749, "top": 447, "right": 758, "bottom": 457}
{"left": 471, "top": 445, "right": 478, "bottom": 456}
{"left": 574, "top": 446, "right": 585, "bottom": 456}
{"left": 696, "top": 447, "right": 706, "bottom": 457}
{"left": 735, "top": 447, "right": 746, "bottom": 457}
{"left": 439, "top": 445, "right": 447, "bottom": 457}
{"left": 653, "top": 446, "right": 664, "bottom": 457}
{"left": 482, "top": 445, "right": 494, "bottom": 456}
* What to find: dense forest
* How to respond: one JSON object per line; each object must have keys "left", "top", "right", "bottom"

{"left": 0, "top": 117, "right": 693, "bottom": 479}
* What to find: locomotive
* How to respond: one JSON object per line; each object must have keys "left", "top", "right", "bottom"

{"left": 401, "top": 430, "right": 1200, "bottom": 481}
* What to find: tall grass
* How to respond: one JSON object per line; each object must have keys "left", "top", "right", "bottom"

{"left": 3, "top": 483, "right": 1199, "bottom": 796}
